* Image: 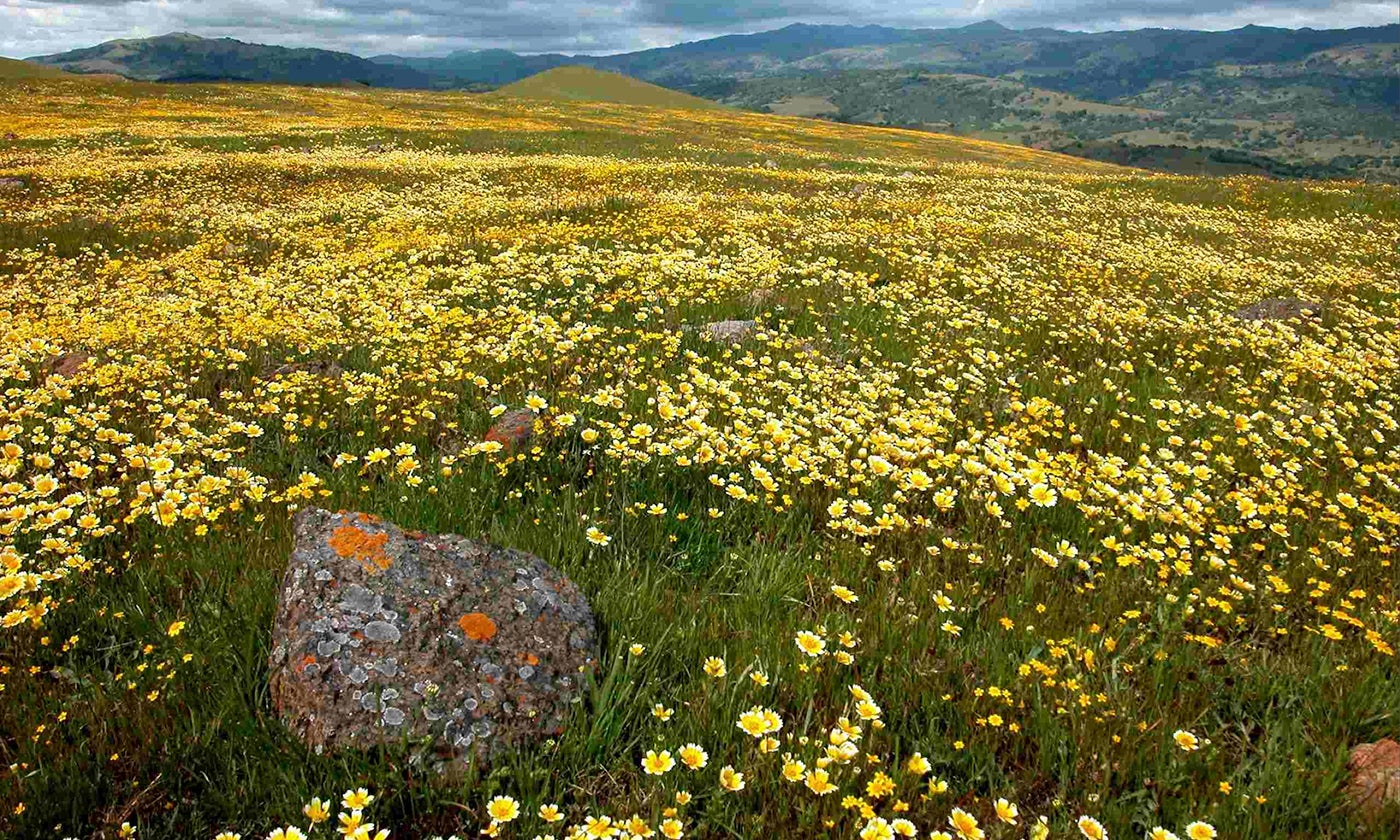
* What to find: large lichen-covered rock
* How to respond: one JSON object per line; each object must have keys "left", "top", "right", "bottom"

{"left": 1347, "top": 738, "right": 1400, "bottom": 827}
{"left": 268, "top": 509, "right": 598, "bottom": 771}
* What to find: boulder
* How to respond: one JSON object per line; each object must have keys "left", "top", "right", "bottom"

{"left": 47, "top": 352, "right": 91, "bottom": 377}
{"left": 268, "top": 509, "right": 598, "bottom": 771}
{"left": 264, "top": 358, "right": 344, "bottom": 379}
{"left": 1347, "top": 739, "right": 1400, "bottom": 826}
{"left": 485, "top": 408, "right": 538, "bottom": 451}
{"left": 0, "top": 177, "right": 25, "bottom": 193}
{"left": 1232, "top": 298, "right": 1325, "bottom": 322}
{"left": 699, "top": 320, "right": 757, "bottom": 344}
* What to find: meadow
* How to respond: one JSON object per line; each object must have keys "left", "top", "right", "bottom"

{"left": 0, "top": 74, "right": 1398, "bottom": 840}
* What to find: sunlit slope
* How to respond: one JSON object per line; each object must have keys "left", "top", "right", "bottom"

{"left": 492, "top": 65, "right": 723, "bottom": 110}
{"left": 0, "top": 57, "right": 76, "bottom": 80}
{"left": 0, "top": 74, "right": 1117, "bottom": 173}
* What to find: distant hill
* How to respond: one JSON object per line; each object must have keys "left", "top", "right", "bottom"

{"left": 44, "top": 22, "right": 1387, "bottom": 99}
{"left": 493, "top": 66, "right": 722, "bottom": 109}
{"left": 372, "top": 49, "right": 572, "bottom": 89}
{"left": 592, "top": 22, "right": 1399, "bottom": 97}
{"left": 31, "top": 23, "right": 1397, "bottom": 96}
{"left": 28, "top": 33, "right": 429, "bottom": 87}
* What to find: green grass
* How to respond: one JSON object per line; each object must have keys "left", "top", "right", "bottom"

{"left": 0, "top": 76, "right": 1397, "bottom": 840}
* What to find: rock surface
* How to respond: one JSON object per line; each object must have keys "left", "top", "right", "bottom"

{"left": 485, "top": 408, "right": 538, "bottom": 451}
{"left": 699, "top": 320, "right": 758, "bottom": 344}
{"left": 47, "top": 352, "right": 91, "bottom": 377}
{"left": 1347, "top": 739, "right": 1400, "bottom": 826}
{"left": 1232, "top": 298, "right": 1325, "bottom": 322}
{"left": 264, "top": 358, "right": 344, "bottom": 379}
{"left": 269, "top": 509, "right": 598, "bottom": 770}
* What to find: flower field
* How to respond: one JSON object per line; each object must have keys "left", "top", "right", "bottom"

{"left": 1, "top": 75, "right": 1398, "bottom": 839}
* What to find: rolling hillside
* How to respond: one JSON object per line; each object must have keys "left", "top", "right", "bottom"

{"left": 492, "top": 66, "right": 722, "bottom": 109}
{"left": 707, "top": 60, "right": 1400, "bottom": 181}
{"left": 22, "top": 23, "right": 1400, "bottom": 181}
{"left": 27, "top": 32, "right": 429, "bottom": 87}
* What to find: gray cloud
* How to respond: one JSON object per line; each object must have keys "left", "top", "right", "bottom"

{"left": 633, "top": 0, "right": 848, "bottom": 27}
{"left": 3, "top": 0, "right": 1395, "bottom": 59}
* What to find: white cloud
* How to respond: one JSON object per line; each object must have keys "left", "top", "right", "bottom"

{"left": 2, "top": 0, "right": 1395, "bottom": 58}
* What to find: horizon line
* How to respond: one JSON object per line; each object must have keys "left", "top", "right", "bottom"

{"left": 14, "top": 18, "right": 1400, "bottom": 62}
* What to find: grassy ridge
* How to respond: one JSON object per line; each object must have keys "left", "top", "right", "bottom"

{"left": 0, "top": 57, "right": 76, "bottom": 80}
{"left": 493, "top": 66, "right": 724, "bottom": 110}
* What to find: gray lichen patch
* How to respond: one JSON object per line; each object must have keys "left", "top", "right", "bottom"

{"left": 1232, "top": 297, "right": 1325, "bottom": 322}
{"left": 697, "top": 319, "right": 757, "bottom": 343}
{"left": 268, "top": 509, "right": 599, "bottom": 772}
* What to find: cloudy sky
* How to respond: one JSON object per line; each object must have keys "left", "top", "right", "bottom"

{"left": 3, "top": 0, "right": 1396, "bottom": 59}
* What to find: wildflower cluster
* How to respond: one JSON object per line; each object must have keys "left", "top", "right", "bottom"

{"left": 0, "top": 74, "right": 1396, "bottom": 838}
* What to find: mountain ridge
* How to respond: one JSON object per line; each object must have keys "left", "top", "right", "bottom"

{"left": 27, "top": 23, "right": 1399, "bottom": 93}
{"left": 28, "top": 32, "right": 430, "bottom": 87}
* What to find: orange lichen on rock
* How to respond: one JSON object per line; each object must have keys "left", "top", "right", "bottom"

{"left": 327, "top": 524, "right": 392, "bottom": 573}
{"left": 1348, "top": 739, "right": 1400, "bottom": 823}
{"left": 458, "top": 612, "right": 498, "bottom": 642}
